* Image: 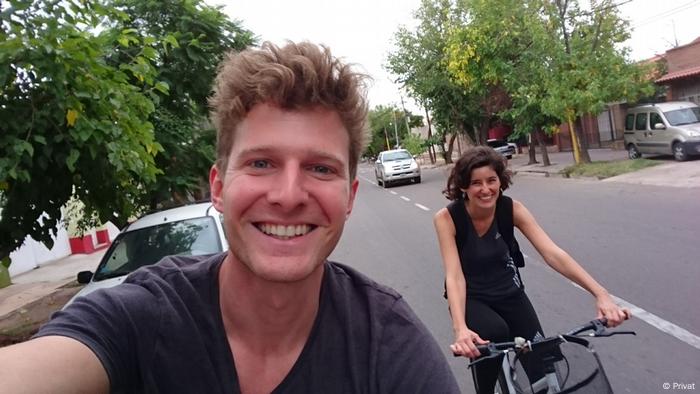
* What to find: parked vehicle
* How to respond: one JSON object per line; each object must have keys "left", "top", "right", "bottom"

{"left": 374, "top": 149, "right": 421, "bottom": 187}
{"left": 64, "top": 202, "right": 228, "bottom": 307}
{"left": 623, "top": 101, "right": 700, "bottom": 161}
{"left": 487, "top": 139, "right": 516, "bottom": 159}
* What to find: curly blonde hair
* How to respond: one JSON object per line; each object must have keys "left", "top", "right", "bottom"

{"left": 209, "top": 41, "right": 369, "bottom": 179}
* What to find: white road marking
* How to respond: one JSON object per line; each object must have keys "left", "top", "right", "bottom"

{"left": 570, "top": 282, "right": 700, "bottom": 350}
{"left": 415, "top": 203, "right": 430, "bottom": 211}
{"left": 389, "top": 191, "right": 397, "bottom": 195}
{"left": 400, "top": 196, "right": 410, "bottom": 201}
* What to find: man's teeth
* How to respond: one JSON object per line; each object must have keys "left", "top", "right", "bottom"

{"left": 259, "top": 224, "right": 311, "bottom": 238}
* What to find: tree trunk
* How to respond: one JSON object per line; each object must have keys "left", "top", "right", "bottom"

{"left": 527, "top": 133, "right": 538, "bottom": 165}
{"left": 445, "top": 133, "right": 457, "bottom": 164}
{"left": 576, "top": 117, "right": 592, "bottom": 163}
{"left": 536, "top": 129, "right": 551, "bottom": 166}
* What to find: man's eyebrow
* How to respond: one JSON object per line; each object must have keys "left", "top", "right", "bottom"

{"left": 235, "top": 146, "right": 347, "bottom": 168}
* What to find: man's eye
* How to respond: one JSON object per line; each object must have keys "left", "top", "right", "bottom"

{"left": 251, "top": 160, "right": 269, "bottom": 169}
{"left": 311, "top": 165, "right": 333, "bottom": 174}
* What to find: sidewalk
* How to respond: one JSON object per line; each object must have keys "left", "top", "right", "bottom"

{"left": 0, "top": 250, "right": 105, "bottom": 317}
{"left": 423, "top": 148, "right": 700, "bottom": 188}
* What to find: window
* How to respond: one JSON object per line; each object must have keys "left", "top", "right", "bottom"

{"left": 663, "top": 107, "right": 700, "bottom": 126}
{"left": 634, "top": 113, "right": 648, "bottom": 131}
{"left": 650, "top": 113, "right": 664, "bottom": 129}
{"left": 625, "top": 114, "right": 634, "bottom": 130}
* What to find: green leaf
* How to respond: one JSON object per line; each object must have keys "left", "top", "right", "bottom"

{"left": 154, "top": 81, "right": 169, "bottom": 94}
{"left": 66, "top": 149, "right": 80, "bottom": 172}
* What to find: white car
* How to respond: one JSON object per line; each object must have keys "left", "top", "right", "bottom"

{"left": 65, "top": 202, "right": 228, "bottom": 307}
{"left": 374, "top": 149, "right": 421, "bottom": 187}
{"left": 487, "top": 139, "right": 517, "bottom": 159}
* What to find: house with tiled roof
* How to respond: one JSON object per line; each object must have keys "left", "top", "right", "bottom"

{"left": 655, "top": 36, "right": 700, "bottom": 103}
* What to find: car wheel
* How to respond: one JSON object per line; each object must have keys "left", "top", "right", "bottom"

{"left": 506, "top": 155, "right": 512, "bottom": 160}
{"left": 672, "top": 142, "right": 687, "bottom": 161}
{"left": 415, "top": 176, "right": 421, "bottom": 183}
{"left": 627, "top": 144, "right": 641, "bottom": 160}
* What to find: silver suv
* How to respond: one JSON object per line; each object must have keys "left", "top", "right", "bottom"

{"left": 623, "top": 101, "right": 700, "bottom": 161}
{"left": 374, "top": 149, "right": 421, "bottom": 187}
{"left": 65, "top": 201, "right": 228, "bottom": 307}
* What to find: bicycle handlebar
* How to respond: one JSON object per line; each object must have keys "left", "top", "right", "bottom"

{"left": 454, "top": 318, "right": 635, "bottom": 361}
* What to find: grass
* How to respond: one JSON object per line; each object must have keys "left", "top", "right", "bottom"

{"left": 562, "top": 158, "right": 662, "bottom": 179}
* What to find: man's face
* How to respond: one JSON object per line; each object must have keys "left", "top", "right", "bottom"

{"left": 210, "top": 103, "right": 358, "bottom": 283}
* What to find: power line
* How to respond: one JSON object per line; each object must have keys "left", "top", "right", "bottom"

{"left": 631, "top": 0, "right": 700, "bottom": 29}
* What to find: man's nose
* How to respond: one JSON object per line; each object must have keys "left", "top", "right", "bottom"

{"left": 267, "top": 165, "right": 309, "bottom": 209}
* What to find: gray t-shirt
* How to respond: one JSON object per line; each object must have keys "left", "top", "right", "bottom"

{"left": 37, "top": 253, "right": 459, "bottom": 393}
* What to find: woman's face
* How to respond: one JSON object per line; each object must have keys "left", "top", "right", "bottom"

{"left": 462, "top": 165, "right": 501, "bottom": 209}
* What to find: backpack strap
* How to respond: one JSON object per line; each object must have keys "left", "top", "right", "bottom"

{"left": 496, "top": 195, "right": 525, "bottom": 268}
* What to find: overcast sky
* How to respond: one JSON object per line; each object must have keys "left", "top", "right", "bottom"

{"left": 215, "top": 0, "right": 700, "bottom": 113}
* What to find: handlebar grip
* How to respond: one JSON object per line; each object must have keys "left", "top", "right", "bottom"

{"left": 475, "top": 344, "right": 491, "bottom": 356}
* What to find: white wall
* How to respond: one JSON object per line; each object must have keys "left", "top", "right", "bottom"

{"left": 8, "top": 221, "right": 120, "bottom": 278}
{"left": 9, "top": 227, "right": 71, "bottom": 277}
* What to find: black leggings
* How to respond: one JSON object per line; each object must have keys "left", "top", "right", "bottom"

{"left": 466, "top": 291, "right": 543, "bottom": 394}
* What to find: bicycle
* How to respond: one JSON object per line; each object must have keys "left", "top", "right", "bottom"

{"left": 464, "top": 318, "right": 636, "bottom": 394}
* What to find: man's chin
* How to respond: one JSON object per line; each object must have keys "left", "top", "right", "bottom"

{"left": 248, "top": 257, "right": 325, "bottom": 284}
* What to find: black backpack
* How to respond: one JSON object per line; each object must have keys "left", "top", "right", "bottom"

{"left": 496, "top": 195, "right": 525, "bottom": 268}
{"left": 442, "top": 195, "right": 524, "bottom": 299}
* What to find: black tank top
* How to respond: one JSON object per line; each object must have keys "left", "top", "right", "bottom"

{"left": 447, "top": 199, "right": 523, "bottom": 301}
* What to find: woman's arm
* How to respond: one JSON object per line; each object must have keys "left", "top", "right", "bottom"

{"left": 512, "top": 200, "right": 630, "bottom": 326}
{"left": 434, "top": 208, "right": 488, "bottom": 357}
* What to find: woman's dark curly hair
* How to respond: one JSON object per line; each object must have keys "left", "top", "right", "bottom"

{"left": 443, "top": 145, "right": 513, "bottom": 200}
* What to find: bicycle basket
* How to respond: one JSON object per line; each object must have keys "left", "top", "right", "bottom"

{"left": 505, "top": 340, "right": 613, "bottom": 394}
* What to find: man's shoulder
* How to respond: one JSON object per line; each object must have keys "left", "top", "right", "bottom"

{"left": 325, "top": 261, "right": 402, "bottom": 302}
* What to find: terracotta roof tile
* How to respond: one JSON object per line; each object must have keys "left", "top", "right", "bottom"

{"left": 656, "top": 65, "right": 700, "bottom": 83}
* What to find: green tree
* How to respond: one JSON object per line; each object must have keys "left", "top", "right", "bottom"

{"left": 541, "top": 0, "right": 653, "bottom": 163}
{"left": 107, "top": 0, "right": 255, "bottom": 207}
{"left": 401, "top": 132, "right": 426, "bottom": 157}
{"left": 445, "top": 0, "right": 653, "bottom": 164}
{"left": 386, "top": 0, "right": 480, "bottom": 163}
{"left": 0, "top": 0, "right": 163, "bottom": 266}
{"left": 366, "top": 105, "right": 423, "bottom": 158}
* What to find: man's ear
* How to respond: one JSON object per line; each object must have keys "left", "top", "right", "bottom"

{"left": 345, "top": 178, "right": 359, "bottom": 219}
{"left": 210, "top": 164, "right": 224, "bottom": 212}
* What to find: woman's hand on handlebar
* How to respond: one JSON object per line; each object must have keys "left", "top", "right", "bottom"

{"left": 595, "top": 293, "right": 631, "bottom": 327}
{"left": 451, "top": 328, "right": 489, "bottom": 358}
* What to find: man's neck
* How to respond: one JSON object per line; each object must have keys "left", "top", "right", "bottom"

{"left": 217, "top": 254, "right": 324, "bottom": 352}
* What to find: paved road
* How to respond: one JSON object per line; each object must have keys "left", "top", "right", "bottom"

{"left": 332, "top": 163, "right": 700, "bottom": 393}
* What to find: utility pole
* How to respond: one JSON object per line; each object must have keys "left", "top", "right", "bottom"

{"left": 392, "top": 111, "right": 399, "bottom": 148}
{"left": 399, "top": 94, "right": 411, "bottom": 135}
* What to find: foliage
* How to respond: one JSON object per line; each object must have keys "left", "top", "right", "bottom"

{"left": 401, "top": 133, "right": 425, "bottom": 157}
{"left": 386, "top": 0, "right": 481, "bottom": 159}
{"left": 366, "top": 105, "right": 423, "bottom": 158}
{"left": 562, "top": 158, "right": 661, "bottom": 179}
{"left": 0, "top": 0, "right": 163, "bottom": 263}
{"left": 443, "top": 0, "right": 654, "bottom": 163}
{"left": 106, "top": 0, "right": 255, "bottom": 208}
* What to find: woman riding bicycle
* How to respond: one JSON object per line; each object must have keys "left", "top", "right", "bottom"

{"left": 433, "top": 146, "right": 630, "bottom": 393}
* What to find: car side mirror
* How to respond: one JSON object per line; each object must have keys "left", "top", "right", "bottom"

{"left": 653, "top": 123, "right": 666, "bottom": 130}
{"left": 77, "top": 270, "right": 93, "bottom": 284}
{"left": 375, "top": 160, "right": 380, "bottom": 165}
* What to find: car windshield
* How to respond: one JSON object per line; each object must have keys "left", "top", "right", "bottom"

{"left": 382, "top": 151, "right": 412, "bottom": 161}
{"left": 487, "top": 140, "right": 508, "bottom": 148}
{"left": 663, "top": 107, "right": 700, "bottom": 126}
{"left": 93, "top": 216, "right": 222, "bottom": 281}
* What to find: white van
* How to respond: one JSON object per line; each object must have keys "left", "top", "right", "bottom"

{"left": 623, "top": 101, "right": 700, "bottom": 161}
